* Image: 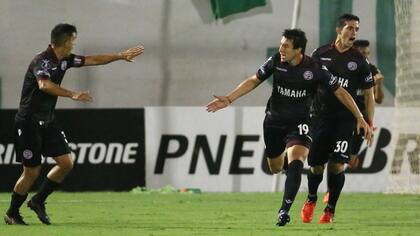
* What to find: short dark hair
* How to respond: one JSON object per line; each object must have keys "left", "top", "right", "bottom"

{"left": 353, "top": 39, "right": 370, "bottom": 48}
{"left": 282, "top": 29, "right": 307, "bottom": 54}
{"left": 336, "top": 13, "right": 360, "bottom": 28}
{"left": 51, "top": 23, "right": 77, "bottom": 46}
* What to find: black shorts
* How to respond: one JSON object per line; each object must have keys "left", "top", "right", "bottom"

{"left": 308, "top": 115, "right": 355, "bottom": 166}
{"left": 14, "top": 119, "right": 71, "bottom": 167}
{"left": 263, "top": 117, "right": 312, "bottom": 159}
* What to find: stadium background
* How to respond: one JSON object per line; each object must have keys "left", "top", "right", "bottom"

{"left": 0, "top": 0, "right": 417, "bottom": 194}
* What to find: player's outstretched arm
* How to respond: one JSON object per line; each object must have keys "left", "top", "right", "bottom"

{"left": 84, "top": 45, "right": 144, "bottom": 66}
{"left": 206, "top": 75, "right": 262, "bottom": 112}
{"left": 333, "top": 87, "right": 373, "bottom": 145}
{"left": 38, "top": 79, "right": 93, "bottom": 102}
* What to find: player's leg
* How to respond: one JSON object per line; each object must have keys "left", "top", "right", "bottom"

{"left": 319, "top": 161, "right": 345, "bottom": 224}
{"left": 320, "top": 118, "right": 355, "bottom": 224}
{"left": 276, "top": 121, "right": 312, "bottom": 226}
{"left": 28, "top": 122, "right": 72, "bottom": 225}
{"left": 264, "top": 126, "right": 287, "bottom": 174}
{"left": 301, "top": 118, "right": 331, "bottom": 223}
{"left": 349, "top": 129, "right": 364, "bottom": 169}
{"left": 277, "top": 144, "right": 309, "bottom": 226}
{"left": 5, "top": 120, "right": 43, "bottom": 225}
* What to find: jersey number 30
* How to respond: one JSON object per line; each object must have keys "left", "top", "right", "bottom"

{"left": 334, "top": 141, "right": 348, "bottom": 153}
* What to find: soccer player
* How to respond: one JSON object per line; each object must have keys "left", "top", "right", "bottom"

{"left": 4, "top": 23, "right": 144, "bottom": 225}
{"left": 348, "top": 39, "right": 385, "bottom": 169}
{"left": 206, "top": 29, "right": 371, "bottom": 227}
{"left": 301, "top": 14, "right": 375, "bottom": 224}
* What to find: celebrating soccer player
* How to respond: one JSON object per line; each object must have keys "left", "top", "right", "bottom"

{"left": 206, "top": 29, "right": 371, "bottom": 227}
{"left": 4, "top": 23, "right": 144, "bottom": 225}
{"left": 301, "top": 14, "right": 375, "bottom": 224}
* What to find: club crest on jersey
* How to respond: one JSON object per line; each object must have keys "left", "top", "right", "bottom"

{"left": 41, "top": 59, "right": 51, "bottom": 70}
{"left": 303, "top": 71, "right": 313, "bottom": 80}
{"left": 23, "top": 149, "right": 33, "bottom": 159}
{"left": 347, "top": 61, "right": 357, "bottom": 71}
{"left": 61, "top": 61, "right": 67, "bottom": 70}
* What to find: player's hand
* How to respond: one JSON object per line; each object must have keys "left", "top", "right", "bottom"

{"left": 356, "top": 117, "right": 373, "bottom": 146}
{"left": 348, "top": 155, "right": 360, "bottom": 169}
{"left": 71, "top": 91, "right": 93, "bottom": 103}
{"left": 120, "top": 45, "right": 144, "bottom": 62}
{"left": 206, "top": 95, "right": 231, "bottom": 112}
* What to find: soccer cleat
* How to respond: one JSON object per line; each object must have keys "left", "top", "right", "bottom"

{"left": 4, "top": 211, "right": 28, "bottom": 225}
{"left": 319, "top": 208, "right": 334, "bottom": 224}
{"left": 27, "top": 200, "right": 51, "bottom": 225}
{"left": 301, "top": 200, "right": 316, "bottom": 223}
{"left": 323, "top": 192, "right": 330, "bottom": 204}
{"left": 276, "top": 210, "right": 290, "bottom": 227}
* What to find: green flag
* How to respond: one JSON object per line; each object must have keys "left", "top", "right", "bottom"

{"left": 211, "top": 0, "right": 267, "bottom": 19}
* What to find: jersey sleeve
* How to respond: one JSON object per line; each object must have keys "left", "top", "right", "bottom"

{"left": 67, "top": 54, "right": 85, "bottom": 68}
{"left": 318, "top": 65, "right": 340, "bottom": 92}
{"left": 32, "top": 59, "right": 51, "bottom": 81}
{"left": 256, "top": 55, "right": 275, "bottom": 81}
{"left": 369, "top": 63, "right": 379, "bottom": 77}
{"left": 360, "top": 59, "right": 375, "bottom": 89}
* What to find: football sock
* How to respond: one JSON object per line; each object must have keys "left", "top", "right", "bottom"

{"left": 307, "top": 171, "right": 323, "bottom": 202}
{"left": 280, "top": 160, "right": 303, "bottom": 213}
{"left": 326, "top": 171, "right": 345, "bottom": 213}
{"left": 7, "top": 191, "right": 28, "bottom": 214}
{"left": 32, "top": 177, "right": 60, "bottom": 203}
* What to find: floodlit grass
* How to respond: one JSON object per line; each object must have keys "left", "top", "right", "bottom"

{"left": 1, "top": 192, "right": 419, "bottom": 235}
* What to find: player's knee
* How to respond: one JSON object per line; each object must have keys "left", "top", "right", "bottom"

{"left": 327, "top": 162, "right": 345, "bottom": 174}
{"left": 58, "top": 159, "right": 74, "bottom": 173}
{"left": 62, "top": 161, "right": 74, "bottom": 173}
{"left": 269, "top": 165, "right": 282, "bottom": 174}
{"left": 23, "top": 167, "right": 41, "bottom": 180}
{"left": 267, "top": 156, "right": 284, "bottom": 174}
{"left": 288, "top": 150, "right": 306, "bottom": 162}
{"left": 310, "top": 165, "right": 324, "bottom": 175}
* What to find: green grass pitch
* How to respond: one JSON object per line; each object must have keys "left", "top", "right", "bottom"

{"left": 1, "top": 192, "right": 419, "bottom": 235}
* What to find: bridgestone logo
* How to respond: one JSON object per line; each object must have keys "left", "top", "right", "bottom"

{"left": 0, "top": 143, "right": 139, "bottom": 165}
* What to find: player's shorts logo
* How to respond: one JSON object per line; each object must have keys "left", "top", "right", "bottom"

{"left": 61, "top": 61, "right": 67, "bottom": 70}
{"left": 23, "top": 149, "right": 33, "bottom": 159}
{"left": 347, "top": 61, "right": 357, "bottom": 71}
{"left": 303, "top": 71, "right": 313, "bottom": 80}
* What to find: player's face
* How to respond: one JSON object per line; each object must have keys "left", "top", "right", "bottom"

{"left": 63, "top": 33, "right": 77, "bottom": 57}
{"left": 279, "top": 37, "right": 301, "bottom": 63}
{"left": 357, "top": 46, "right": 370, "bottom": 59}
{"left": 337, "top": 20, "right": 359, "bottom": 48}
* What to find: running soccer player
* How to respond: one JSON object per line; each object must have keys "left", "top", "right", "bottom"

{"left": 4, "top": 23, "right": 144, "bottom": 225}
{"left": 206, "top": 29, "right": 371, "bottom": 227}
{"left": 301, "top": 14, "right": 375, "bottom": 224}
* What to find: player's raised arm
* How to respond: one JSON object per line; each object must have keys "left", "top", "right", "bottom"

{"left": 84, "top": 45, "right": 144, "bottom": 66}
{"left": 206, "top": 75, "right": 262, "bottom": 112}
